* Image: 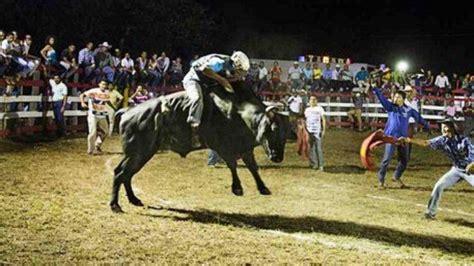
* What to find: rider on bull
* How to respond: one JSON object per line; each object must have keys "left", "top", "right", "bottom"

{"left": 182, "top": 51, "right": 251, "bottom": 130}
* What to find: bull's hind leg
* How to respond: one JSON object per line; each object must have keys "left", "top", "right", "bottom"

{"left": 222, "top": 157, "right": 243, "bottom": 196}
{"left": 242, "top": 151, "right": 271, "bottom": 195}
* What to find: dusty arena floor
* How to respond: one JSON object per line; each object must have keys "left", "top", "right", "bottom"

{"left": 1, "top": 129, "right": 474, "bottom": 264}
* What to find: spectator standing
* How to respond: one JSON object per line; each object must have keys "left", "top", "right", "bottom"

{"left": 80, "top": 80, "right": 110, "bottom": 155}
{"left": 463, "top": 101, "right": 474, "bottom": 137}
{"left": 270, "top": 61, "right": 282, "bottom": 91}
{"left": 107, "top": 83, "right": 124, "bottom": 136}
{"left": 404, "top": 85, "right": 420, "bottom": 159}
{"left": 257, "top": 61, "right": 268, "bottom": 93}
{"left": 305, "top": 96, "right": 326, "bottom": 171}
{"left": 49, "top": 75, "right": 68, "bottom": 137}
{"left": 434, "top": 71, "right": 450, "bottom": 96}
{"left": 288, "top": 61, "right": 303, "bottom": 92}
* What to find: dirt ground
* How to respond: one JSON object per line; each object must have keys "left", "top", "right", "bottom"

{"left": 1, "top": 129, "right": 473, "bottom": 264}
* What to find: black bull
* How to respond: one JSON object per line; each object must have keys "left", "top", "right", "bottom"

{"left": 110, "top": 81, "right": 290, "bottom": 212}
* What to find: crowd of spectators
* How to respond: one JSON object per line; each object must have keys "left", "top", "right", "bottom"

{"left": 0, "top": 30, "right": 185, "bottom": 103}
{"left": 2, "top": 30, "right": 474, "bottom": 138}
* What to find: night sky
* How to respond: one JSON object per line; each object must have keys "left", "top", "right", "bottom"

{"left": 198, "top": 0, "right": 474, "bottom": 74}
{"left": 2, "top": 0, "right": 473, "bottom": 74}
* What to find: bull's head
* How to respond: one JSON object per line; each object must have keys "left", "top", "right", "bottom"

{"left": 256, "top": 106, "right": 289, "bottom": 163}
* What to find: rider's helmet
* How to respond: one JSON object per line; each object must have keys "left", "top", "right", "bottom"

{"left": 230, "top": 51, "right": 250, "bottom": 72}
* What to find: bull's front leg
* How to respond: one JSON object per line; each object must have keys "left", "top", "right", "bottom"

{"left": 222, "top": 157, "right": 243, "bottom": 196}
{"left": 242, "top": 151, "right": 271, "bottom": 195}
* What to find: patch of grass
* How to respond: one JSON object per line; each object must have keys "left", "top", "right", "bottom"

{"left": 1, "top": 129, "right": 473, "bottom": 264}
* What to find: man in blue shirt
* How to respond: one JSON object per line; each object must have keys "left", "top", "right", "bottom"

{"left": 400, "top": 119, "right": 474, "bottom": 219}
{"left": 373, "top": 88, "right": 430, "bottom": 188}
{"left": 182, "top": 51, "right": 250, "bottom": 128}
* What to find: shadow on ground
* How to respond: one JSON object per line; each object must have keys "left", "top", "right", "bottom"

{"left": 142, "top": 206, "right": 474, "bottom": 256}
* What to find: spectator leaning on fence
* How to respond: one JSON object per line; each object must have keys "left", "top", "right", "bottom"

{"left": 80, "top": 80, "right": 110, "bottom": 155}
{"left": 50, "top": 75, "right": 68, "bottom": 137}
{"left": 304, "top": 95, "right": 326, "bottom": 171}
{"left": 347, "top": 88, "right": 365, "bottom": 132}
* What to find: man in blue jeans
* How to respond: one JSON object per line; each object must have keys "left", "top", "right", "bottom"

{"left": 373, "top": 88, "right": 430, "bottom": 188}
{"left": 50, "top": 75, "right": 68, "bottom": 137}
{"left": 400, "top": 119, "right": 474, "bottom": 219}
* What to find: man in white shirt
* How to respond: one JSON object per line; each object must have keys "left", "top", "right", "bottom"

{"left": 434, "top": 71, "right": 450, "bottom": 96}
{"left": 304, "top": 96, "right": 326, "bottom": 171}
{"left": 50, "top": 75, "right": 68, "bottom": 137}
{"left": 257, "top": 61, "right": 268, "bottom": 92}
{"left": 288, "top": 62, "right": 303, "bottom": 92}
{"left": 403, "top": 85, "right": 419, "bottom": 160}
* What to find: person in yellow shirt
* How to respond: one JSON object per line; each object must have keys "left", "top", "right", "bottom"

{"left": 311, "top": 63, "right": 322, "bottom": 91}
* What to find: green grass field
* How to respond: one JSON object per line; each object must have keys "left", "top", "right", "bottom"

{"left": 1, "top": 129, "right": 473, "bottom": 264}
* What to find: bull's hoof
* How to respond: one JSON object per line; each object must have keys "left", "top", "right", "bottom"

{"left": 129, "top": 198, "right": 144, "bottom": 207}
{"left": 259, "top": 187, "right": 272, "bottom": 195}
{"left": 111, "top": 203, "right": 124, "bottom": 213}
{"left": 232, "top": 187, "right": 244, "bottom": 196}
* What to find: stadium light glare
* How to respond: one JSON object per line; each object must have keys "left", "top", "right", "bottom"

{"left": 396, "top": 61, "right": 409, "bottom": 72}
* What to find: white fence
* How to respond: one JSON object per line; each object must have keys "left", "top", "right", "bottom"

{"left": 0, "top": 93, "right": 463, "bottom": 136}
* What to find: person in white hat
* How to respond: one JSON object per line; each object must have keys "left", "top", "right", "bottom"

{"left": 182, "top": 51, "right": 250, "bottom": 132}
{"left": 403, "top": 85, "right": 419, "bottom": 159}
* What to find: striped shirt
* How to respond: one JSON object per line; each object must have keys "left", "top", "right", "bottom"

{"left": 83, "top": 88, "right": 110, "bottom": 117}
